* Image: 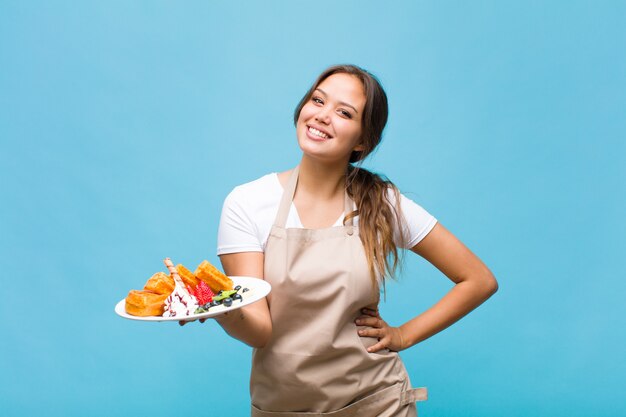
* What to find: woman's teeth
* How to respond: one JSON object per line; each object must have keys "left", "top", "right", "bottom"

{"left": 309, "top": 127, "right": 329, "bottom": 139}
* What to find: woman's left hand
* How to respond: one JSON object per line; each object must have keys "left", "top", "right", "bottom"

{"left": 355, "top": 308, "right": 405, "bottom": 353}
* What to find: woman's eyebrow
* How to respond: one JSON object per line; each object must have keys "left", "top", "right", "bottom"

{"left": 315, "top": 88, "right": 359, "bottom": 114}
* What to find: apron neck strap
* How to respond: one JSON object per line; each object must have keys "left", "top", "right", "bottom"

{"left": 275, "top": 165, "right": 299, "bottom": 228}
{"left": 343, "top": 185, "right": 354, "bottom": 227}
{"left": 274, "top": 165, "right": 354, "bottom": 228}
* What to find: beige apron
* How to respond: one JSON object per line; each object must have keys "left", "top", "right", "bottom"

{"left": 251, "top": 166, "right": 427, "bottom": 416}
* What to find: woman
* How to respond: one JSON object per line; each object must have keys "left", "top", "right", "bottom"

{"left": 214, "top": 64, "right": 498, "bottom": 416}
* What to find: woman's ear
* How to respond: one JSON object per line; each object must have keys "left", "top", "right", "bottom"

{"left": 353, "top": 142, "right": 365, "bottom": 152}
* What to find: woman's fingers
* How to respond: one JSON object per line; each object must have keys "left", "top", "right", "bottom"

{"left": 356, "top": 313, "right": 389, "bottom": 353}
{"left": 355, "top": 316, "right": 382, "bottom": 327}
{"left": 179, "top": 318, "right": 209, "bottom": 326}
{"left": 365, "top": 330, "right": 401, "bottom": 353}
{"left": 358, "top": 323, "right": 394, "bottom": 352}
{"left": 358, "top": 327, "right": 384, "bottom": 338}
{"left": 361, "top": 308, "right": 379, "bottom": 317}
{"left": 367, "top": 338, "right": 390, "bottom": 353}
{"left": 355, "top": 309, "right": 405, "bottom": 352}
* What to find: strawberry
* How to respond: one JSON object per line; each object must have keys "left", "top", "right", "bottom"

{"left": 194, "top": 281, "right": 215, "bottom": 305}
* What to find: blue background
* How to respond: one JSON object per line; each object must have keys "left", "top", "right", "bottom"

{"left": 1, "top": 1, "right": 624, "bottom": 416}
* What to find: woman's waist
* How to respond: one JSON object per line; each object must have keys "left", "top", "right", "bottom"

{"left": 264, "top": 313, "right": 379, "bottom": 355}
{"left": 251, "top": 348, "right": 406, "bottom": 412}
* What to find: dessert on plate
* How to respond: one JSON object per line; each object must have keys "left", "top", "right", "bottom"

{"left": 124, "top": 258, "right": 244, "bottom": 318}
{"left": 125, "top": 290, "right": 169, "bottom": 317}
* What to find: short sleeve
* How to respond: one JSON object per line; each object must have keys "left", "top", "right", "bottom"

{"left": 394, "top": 192, "right": 438, "bottom": 249}
{"left": 217, "top": 187, "right": 264, "bottom": 255}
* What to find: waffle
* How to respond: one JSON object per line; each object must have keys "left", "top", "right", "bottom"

{"left": 175, "top": 264, "right": 199, "bottom": 288}
{"left": 125, "top": 290, "right": 169, "bottom": 316}
{"left": 195, "top": 260, "right": 233, "bottom": 292}
{"left": 142, "top": 272, "right": 175, "bottom": 295}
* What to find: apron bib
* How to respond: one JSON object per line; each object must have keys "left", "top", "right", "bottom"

{"left": 251, "top": 166, "right": 426, "bottom": 416}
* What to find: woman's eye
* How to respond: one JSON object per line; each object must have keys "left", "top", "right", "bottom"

{"left": 340, "top": 110, "right": 352, "bottom": 119}
{"left": 312, "top": 97, "right": 323, "bottom": 104}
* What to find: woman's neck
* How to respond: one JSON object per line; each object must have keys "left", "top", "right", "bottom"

{"left": 296, "top": 155, "right": 349, "bottom": 200}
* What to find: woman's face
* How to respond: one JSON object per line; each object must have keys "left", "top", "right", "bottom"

{"left": 296, "top": 73, "right": 366, "bottom": 164}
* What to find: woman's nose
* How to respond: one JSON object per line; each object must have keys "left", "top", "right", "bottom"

{"left": 315, "top": 107, "right": 331, "bottom": 124}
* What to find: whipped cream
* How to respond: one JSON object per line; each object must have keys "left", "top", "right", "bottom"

{"left": 163, "top": 281, "right": 198, "bottom": 317}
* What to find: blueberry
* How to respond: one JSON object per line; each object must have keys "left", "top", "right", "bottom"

{"left": 242, "top": 287, "right": 249, "bottom": 293}
{"left": 235, "top": 285, "right": 242, "bottom": 291}
{"left": 223, "top": 298, "right": 233, "bottom": 307}
{"left": 233, "top": 294, "right": 243, "bottom": 302}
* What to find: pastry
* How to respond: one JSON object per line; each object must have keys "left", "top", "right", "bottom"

{"left": 175, "top": 264, "right": 199, "bottom": 288}
{"left": 142, "top": 271, "right": 175, "bottom": 295}
{"left": 125, "top": 290, "right": 169, "bottom": 316}
{"left": 122, "top": 259, "right": 234, "bottom": 318}
{"left": 195, "top": 260, "right": 234, "bottom": 292}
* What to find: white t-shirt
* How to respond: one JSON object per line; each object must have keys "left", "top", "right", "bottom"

{"left": 217, "top": 173, "right": 437, "bottom": 255}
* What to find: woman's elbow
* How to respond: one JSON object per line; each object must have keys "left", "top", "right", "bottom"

{"left": 481, "top": 271, "right": 499, "bottom": 297}
{"left": 250, "top": 336, "right": 270, "bottom": 349}
{"left": 249, "top": 324, "right": 273, "bottom": 349}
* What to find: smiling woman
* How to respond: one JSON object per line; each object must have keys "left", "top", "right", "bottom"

{"left": 206, "top": 64, "right": 498, "bottom": 416}
{"left": 295, "top": 72, "right": 366, "bottom": 164}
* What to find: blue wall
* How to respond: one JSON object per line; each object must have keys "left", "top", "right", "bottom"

{"left": 1, "top": 1, "right": 624, "bottom": 416}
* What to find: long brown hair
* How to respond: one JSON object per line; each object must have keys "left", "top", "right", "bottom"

{"left": 293, "top": 64, "right": 406, "bottom": 287}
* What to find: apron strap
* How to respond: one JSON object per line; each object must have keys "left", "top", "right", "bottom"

{"left": 400, "top": 387, "right": 428, "bottom": 405}
{"left": 343, "top": 187, "right": 354, "bottom": 227}
{"left": 273, "top": 165, "right": 355, "bottom": 229}
{"left": 274, "top": 166, "right": 300, "bottom": 228}
{"left": 252, "top": 384, "right": 427, "bottom": 416}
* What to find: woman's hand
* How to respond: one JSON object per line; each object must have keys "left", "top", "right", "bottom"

{"left": 355, "top": 308, "right": 405, "bottom": 353}
{"left": 178, "top": 318, "right": 208, "bottom": 326}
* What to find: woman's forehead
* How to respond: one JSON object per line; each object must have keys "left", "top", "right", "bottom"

{"left": 317, "top": 73, "right": 366, "bottom": 108}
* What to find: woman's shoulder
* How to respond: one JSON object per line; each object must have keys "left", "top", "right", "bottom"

{"left": 384, "top": 186, "right": 437, "bottom": 248}
{"left": 225, "top": 172, "right": 283, "bottom": 210}
{"left": 231, "top": 172, "right": 279, "bottom": 193}
{"left": 382, "top": 183, "right": 428, "bottom": 208}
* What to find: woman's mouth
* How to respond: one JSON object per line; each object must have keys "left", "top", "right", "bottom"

{"left": 307, "top": 126, "right": 331, "bottom": 140}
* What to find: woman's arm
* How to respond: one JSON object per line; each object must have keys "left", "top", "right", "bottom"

{"left": 357, "top": 222, "right": 498, "bottom": 352}
{"left": 214, "top": 252, "right": 272, "bottom": 348}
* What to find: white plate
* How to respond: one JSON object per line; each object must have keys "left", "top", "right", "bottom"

{"left": 114, "top": 276, "right": 271, "bottom": 322}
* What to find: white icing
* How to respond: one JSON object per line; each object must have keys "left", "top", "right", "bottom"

{"left": 163, "top": 281, "right": 198, "bottom": 317}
